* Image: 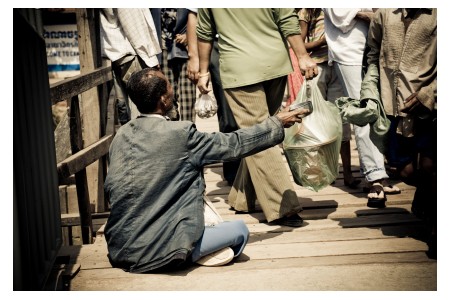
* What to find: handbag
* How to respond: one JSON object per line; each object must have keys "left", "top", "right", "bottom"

{"left": 203, "top": 196, "right": 223, "bottom": 226}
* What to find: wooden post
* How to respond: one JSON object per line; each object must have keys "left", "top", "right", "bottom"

{"left": 76, "top": 8, "right": 105, "bottom": 213}
{"left": 69, "top": 95, "right": 93, "bottom": 244}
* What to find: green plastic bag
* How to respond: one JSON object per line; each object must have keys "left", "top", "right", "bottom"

{"left": 283, "top": 82, "right": 342, "bottom": 192}
{"left": 335, "top": 97, "right": 390, "bottom": 155}
{"left": 334, "top": 64, "right": 391, "bottom": 155}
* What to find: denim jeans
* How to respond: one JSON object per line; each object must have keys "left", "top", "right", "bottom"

{"left": 191, "top": 220, "right": 249, "bottom": 262}
{"left": 333, "top": 62, "right": 388, "bottom": 182}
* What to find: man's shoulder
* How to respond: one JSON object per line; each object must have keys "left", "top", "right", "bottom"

{"left": 168, "top": 120, "right": 196, "bottom": 129}
{"left": 113, "top": 119, "right": 197, "bottom": 143}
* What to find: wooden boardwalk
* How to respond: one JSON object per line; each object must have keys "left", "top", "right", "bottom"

{"left": 58, "top": 114, "right": 437, "bottom": 291}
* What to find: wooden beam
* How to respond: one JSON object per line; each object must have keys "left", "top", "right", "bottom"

{"left": 50, "top": 66, "right": 112, "bottom": 104}
{"left": 61, "top": 213, "right": 81, "bottom": 227}
{"left": 61, "top": 211, "right": 111, "bottom": 227}
{"left": 57, "top": 134, "right": 113, "bottom": 182}
{"left": 59, "top": 175, "right": 76, "bottom": 186}
{"left": 76, "top": 8, "right": 104, "bottom": 213}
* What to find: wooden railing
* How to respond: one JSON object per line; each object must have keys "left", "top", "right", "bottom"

{"left": 50, "top": 65, "right": 114, "bottom": 244}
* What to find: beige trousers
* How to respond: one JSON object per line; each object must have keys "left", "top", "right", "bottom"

{"left": 224, "top": 77, "right": 302, "bottom": 222}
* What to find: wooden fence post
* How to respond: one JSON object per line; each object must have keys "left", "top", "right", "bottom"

{"left": 76, "top": 8, "right": 105, "bottom": 213}
{"left": 69, "top": 95, "right": 93, "bottom": 244}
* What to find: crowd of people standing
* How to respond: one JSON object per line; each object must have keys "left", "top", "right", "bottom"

{"left": 100, "top": 8, "right": 437, "bottom": 272}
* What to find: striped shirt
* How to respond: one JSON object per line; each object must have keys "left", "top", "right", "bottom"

{"left": 298, "top": 8, "right": 328, "bottom": 64}
{"left": 100, "top": 8, "right": 161, "bottom": 67}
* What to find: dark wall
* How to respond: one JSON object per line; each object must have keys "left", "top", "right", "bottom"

{"left": 13, "top": 9, "right": 62, "bottom": 290}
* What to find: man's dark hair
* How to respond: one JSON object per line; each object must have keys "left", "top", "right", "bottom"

{"left": 127, "top": 68, "right": 168, "bottom": 114}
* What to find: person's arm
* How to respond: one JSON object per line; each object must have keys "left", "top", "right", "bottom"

{"left": 174, "top": 33, "right": 187, "bottom": 46}
{"left": 197, "top": 40, "right": 213, "bottom": 93}
{"left": 401, "top": 79, "right": 436, "bottom": 116}
{"left": 300, "top": 20, "right": 326, "bottom": 52}
{"left": 187, "top": 108, "right": 309, "bottom": 167}
{"left": 287, "top": 34, "right": 318, "bottom": 79}
{"left": 355, "top": 10, "right": 375, "bottom": 23}
{"left": 275, "top": 8, "right": 318, "bottom": 79}
{"left": 365, "top": 9, "right": 382, "bottom": 68}
{"left": 299, "top": 9, "right": 327, "bottom": 52}
{"left": 299, "top": 11, "right": 308, "bottom": 42}
{"left": 360, "top": 9, "right": 384, "bottom": 102}
{"left": 400, "top": 10, "right": 436, "bottom": 116}
{"left": 196, "top": 8, "right": 215, "bottom": 94}
{"left": 186, "top": 11, "right": 200, "bottom": 84}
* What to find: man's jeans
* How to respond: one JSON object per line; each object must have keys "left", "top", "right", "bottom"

{"left": 191, "top": 220, "right": 249, "bottom": 262}
{"left": 334, "top": 62, "right": 388, "bottom": 182}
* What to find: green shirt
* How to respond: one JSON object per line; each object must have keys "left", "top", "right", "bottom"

{"left": 197, "top": 8, "right": 299, "bottom": 89}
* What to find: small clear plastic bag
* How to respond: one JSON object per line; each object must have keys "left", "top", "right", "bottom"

{"left": 195, "top": 94, "right": 218, "bottom": 119}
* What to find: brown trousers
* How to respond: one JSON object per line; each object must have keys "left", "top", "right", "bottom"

{"left": 224, "top": 76, "right": 302, "bottom": 222}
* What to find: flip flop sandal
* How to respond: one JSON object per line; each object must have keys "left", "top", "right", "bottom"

{"left": 367, "top": 183, "right": 386, "bottom": 208}
{"left": 383, "top": 184, "right": 401, "bottom": 195}
{"left": 363, "top": 183, "right": 401, "bottom": 194}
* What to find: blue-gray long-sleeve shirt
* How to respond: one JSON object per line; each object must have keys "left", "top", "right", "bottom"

{"left": 104, "top": 115, "right": 284, "bottom": 272}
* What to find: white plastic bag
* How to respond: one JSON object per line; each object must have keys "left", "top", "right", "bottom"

{"left": 283, "top": 82, "right": 342, "bottom": 192}
{"left": 195, "top": 94, "right": 218, "bottom": 119}
{"left": 204, "top": 196, "right": 223, "bottom": 226}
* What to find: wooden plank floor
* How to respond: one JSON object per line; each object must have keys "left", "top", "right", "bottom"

{"left": 57, "top": 114, "right": 437, "bottom": 291}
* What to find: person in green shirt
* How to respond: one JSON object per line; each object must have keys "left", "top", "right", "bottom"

{"left": 196, "top": 8, "right": 317, "bottom": 227}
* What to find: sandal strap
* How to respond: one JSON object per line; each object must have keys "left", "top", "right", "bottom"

{"left": 368, "top": 183, "right": 385, "bottom": 198}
